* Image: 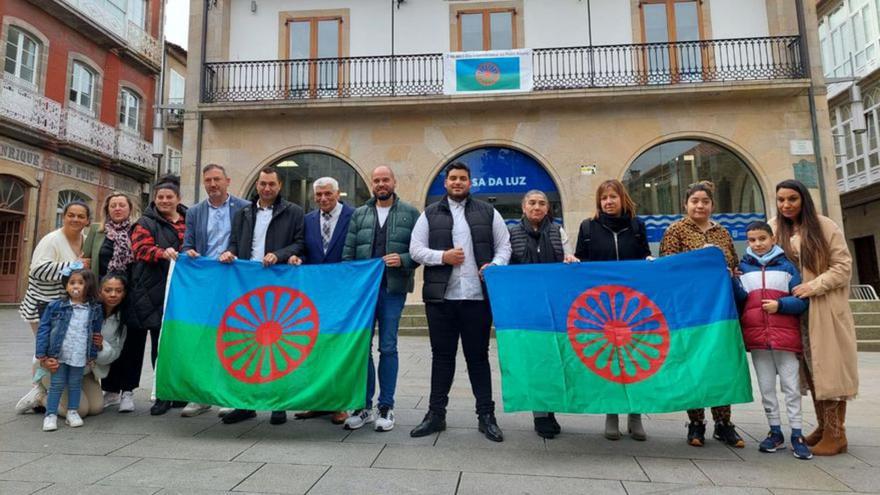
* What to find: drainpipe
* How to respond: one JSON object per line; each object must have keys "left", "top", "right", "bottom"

{"left": 194, "top": 0, "right": 210, "bottom": 202}
{"left": 795, "top": 0, "right": 829, "bottom": 215}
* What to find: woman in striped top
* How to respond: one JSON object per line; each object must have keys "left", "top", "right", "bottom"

{"left": 19, "top": 201, "right": 91, "bottom": 333}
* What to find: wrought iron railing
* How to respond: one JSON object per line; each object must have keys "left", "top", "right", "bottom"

{"left": 203, "top": 36, "right": 803, "bottom": 104}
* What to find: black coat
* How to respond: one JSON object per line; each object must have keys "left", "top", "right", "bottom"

{"left": 228, "top": 196, "right": 305, "bottom": 263}
{"left": 128, "top": 203, "right": 187, "bottom": 329}
{"left": 574, "top": 215, "right": 650, "bottom": 262}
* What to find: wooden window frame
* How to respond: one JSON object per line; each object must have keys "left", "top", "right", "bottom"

{"left": 4, "top": 26, "right": 40, "bottom": 86}
{"left": 1, "top": 17, "right": 50, "bottom": 93}
{"left": 456, "top": 8, "right": 518, "bottom": 52}
{"left": 281, "top": 15, "right": 344, "bottom": 97}
{"left": 118, "top": 87, "right": 141, "bottom": 133}
{"left": 638, "top": 0, "right": 707, "bottom": 83}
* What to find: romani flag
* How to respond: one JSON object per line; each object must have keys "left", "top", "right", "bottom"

{"left": 483, "top": 248, "right": 753, "bottom": 413}
{"left": 155, "top": 257, "right": 384, "bottom": 411}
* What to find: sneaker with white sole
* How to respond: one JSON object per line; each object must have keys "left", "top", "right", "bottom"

{"left": 343, "top": 408, "right": 374, "bottom": 430}
{"left": 374, "top": 406, "right": 395, "bottom": 432}
{"left": 65, "top": 410, "right": 83, "bottom": 427}
{"left": 181, "top": 402, "right": 212, "bottom": 417}
{"left": 118, "top": 391, "right": 135, "bottom": 413}
{"left": 43, "top": 414, "right": 58, "bottom": 431}
{"left": 15, "top": 386, "right": 45, "bottom": 414}
{"left": 218, "top": 407, "right": 235, "bottom": 418}
{"left": 103, "top": 392, "right": 120, "bottom": 409}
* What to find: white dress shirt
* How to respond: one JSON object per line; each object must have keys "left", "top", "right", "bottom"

{"left": 410, "top": 197, "right": 511, "bottom": 300}
{"left": 251, "top": 204, "right": 273, "bottom": 261}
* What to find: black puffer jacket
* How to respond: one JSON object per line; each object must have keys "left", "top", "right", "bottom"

{"left": 128, "top": 203, "right": 187, "bottom": 329}
{"left": 574, "top": 214, "right": 650, "bottom": 262}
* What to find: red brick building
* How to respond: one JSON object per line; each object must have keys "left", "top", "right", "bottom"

{"left": 0, "top": 0, "right": 163, "bottom": 302}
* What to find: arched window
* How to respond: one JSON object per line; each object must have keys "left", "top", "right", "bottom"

{"left": 248, "top": 152, "right": 370, "bottom": 213}
{"left": 426, "top": 146, "right": 562, "bottom": 224}
{"left": 623, "top": 139, "right": 765, "bottom": 245}
{"left": 69, "top": 61, "right": 96, "bottom": 113}
{"left": 119, "top": 88, "right": 141, "bottom": 132}
{"left": 0, "top": 175, "right": 26, "bottom": 213}
{"left": 3, "top": 26, "right": 40, "bottom": 85}
{"left": 55, "top": 190, "right": 90, "bottom": 228}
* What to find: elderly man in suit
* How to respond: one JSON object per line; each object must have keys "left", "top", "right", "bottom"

{"left": 292, "top": 176, "right": 354, "bottom": 425}
{"left": 180, "top": 163, "right": 249, "bottom": 418}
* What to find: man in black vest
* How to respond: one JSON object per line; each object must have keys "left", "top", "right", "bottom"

{"left": 409, "top": 162, "right": 511, "bottom": 442}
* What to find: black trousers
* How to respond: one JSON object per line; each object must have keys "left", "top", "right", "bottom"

{"left": 425, "top": 299, "right": 495, "bottom": 416}
{"left": 102, "top": 326, "right": 160, "bottom": 393}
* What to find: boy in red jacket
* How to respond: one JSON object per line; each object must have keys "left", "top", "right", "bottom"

{"left": 733, "top": 221, "right": 811, "bottom": 459}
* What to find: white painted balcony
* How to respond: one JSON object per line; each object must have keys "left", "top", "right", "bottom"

{"left": 838, "top": 165, "right": 880, "bottom": 193}
{"left": 115, "top": 128, "right": 154, "bottom": 171}
{"left": 61, "top": 107, "right": 115, "bottom": 157}
{"left": 0, "top": 75, "right": 63, "bottom": 136}
{"left": 126, "top": 21, "right": 162, "bottom": 67}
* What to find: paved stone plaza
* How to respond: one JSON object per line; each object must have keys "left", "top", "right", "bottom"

{"left": 1, "top": 308, "right": 879, "bottom": 494}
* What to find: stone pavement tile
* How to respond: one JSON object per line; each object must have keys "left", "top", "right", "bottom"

{"left": 839, "top": 427, "right": 880, "bottom": 448}
{"left": 731, "top": 438, "right": 870, "bottom": 469}
{"left": 623, "top": 481, "right": 772, "bottom": 494}
{"left": 546, "top": 432, "right": 741, "bottom": 461}
{"left": 229, "top": 463, "right": 328, "bottom": 494}
{"left": 0, "top": 418, "right": 145, "bottom": 455}
{"left": 307, "top": 466, "right": 459, "bottom": 495}
{"left": 694, "top": 459, "right": 852, "bottom": 491}
{"left": 192, "top": 417, "right": 265, "bottom": 440}
{"left": 0, "top": 452, "right": 47, "bottom": 474}
{"left": 109, "top": 435, "right": 259, "bottom": 461}
{"left": 392, "top": 395, "right": 424, "bottom": 409}
{"left": 457, "top": 472, "right": 626, "bottom": 495}
{"left": 240, "top": 420, "right": 351, "bottom": 442}
{"left": 848, "top": 446, "right": 880, "bottom": 466}
{"left": 815, "top": 465, "right": 880, "bottom": 493}
{"left": 33, "top": 483, "right": 160, "bottom": 494}
{"left": 635, "top": 457, "right": 712, "bottom": 484}
{"left": 235, "top": 439, "right": 383, "bottom": 467}
{"left": 81, "top": 413, "right": 223, "bottom": 437}
{"left": 433, "top": 426, "right": 546, "bottom": 451}
{"left": 0, "top": 480, "right": 51, "bottom": 495}
{"left": 0, "top": 454, "right": 139, "bottom": 484}
{"left": 99, "top": 457, "right": 263, "bottom": 491}
{"left": 341, "top": 423, "right": 439, "bottom": 446}
{"left": 374, "top": 445, "right": 648, "bottom": 481}
{"left": 770, "top": 490, "right": 858, "bottom": 495}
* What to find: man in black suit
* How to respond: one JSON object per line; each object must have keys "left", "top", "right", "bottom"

{"left": 219, "top": 166, "right": 305, "bottom": 425}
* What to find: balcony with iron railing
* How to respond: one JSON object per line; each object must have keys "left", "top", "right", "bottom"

{"left": 1, "top": 75, "right": 155, "bottom": 172}
{"left": 203, "top": 36, "right": 805, "bottom": 104}
{"left": 27, "top": 0, "right": 161, "bottom": 68}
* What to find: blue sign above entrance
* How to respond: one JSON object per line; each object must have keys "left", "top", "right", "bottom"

{"left": 427, "top": 147, "right": 558, "bottom": 197}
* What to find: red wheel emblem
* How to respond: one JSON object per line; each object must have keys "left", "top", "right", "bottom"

{"left": 475, "top": 62, "right": 501, "bottom": 86}
{"left": 567, "top": 285, "right": 669, "bottom": 384}
{"left": 216, "top": 286, "right": 319, "bottom": 384}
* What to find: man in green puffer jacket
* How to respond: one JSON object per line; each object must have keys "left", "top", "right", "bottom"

{"left": 342, "top": 165, "right": 420, "bottom": 433}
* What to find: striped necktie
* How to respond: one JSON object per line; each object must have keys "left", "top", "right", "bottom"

{"left": 322, "top": 211, "right": 332, "bottom": 253}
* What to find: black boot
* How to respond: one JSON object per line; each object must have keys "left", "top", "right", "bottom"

{"left": 478, "top": 413, "right": 504, "bottom": 442}
{"left": 534, "top": 416, "right": 557, "bottom": 439}
{"left": 687, "top": 421, "right": 706, "bottom": 447}
{"left": 270, "top": 411, "right": 287, "bottom": 425}
{"left": 222, "top": 409, "right": 257, "bottom": 424}
{"left": 548, "top": 412, "right": 561, "bottom": 435}
{"left": 150, "top": 400, "right": 171, "bottom": 416}
{"left": 410, "top": 411, "right": 446, "bottom": 437}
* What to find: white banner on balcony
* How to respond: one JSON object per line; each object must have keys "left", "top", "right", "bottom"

{"left": 443, "top": 49, "right": 533, "bottom": 96}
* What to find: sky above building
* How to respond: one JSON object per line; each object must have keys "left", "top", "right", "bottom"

{"left": 165, "top": 0, "right": 188, "bottom": 49}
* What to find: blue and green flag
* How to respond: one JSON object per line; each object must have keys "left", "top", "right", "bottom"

{"left": 155, "top": 257, "right": 383, "bottom": 411}
{"left": 484, "top": 248, "right": 753, "bottom": 413}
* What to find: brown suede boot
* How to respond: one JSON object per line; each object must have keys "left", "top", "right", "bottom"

{"left": 805, "top": 399, "right": 825, "bottom": 447}
{"left": 812, "top": 401, "right": 848, "bottom": 456}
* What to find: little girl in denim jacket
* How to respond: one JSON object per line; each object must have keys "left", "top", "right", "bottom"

{"left": 35, "top": 267, "right": 103, "bottom": 431}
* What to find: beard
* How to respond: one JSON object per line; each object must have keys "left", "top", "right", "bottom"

{"left": 374, "top": 189, "right": 393, "bottom": 201}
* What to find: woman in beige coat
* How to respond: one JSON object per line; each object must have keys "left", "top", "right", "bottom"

{"left": 770, "top": 179, "right": 858, "bottom": 456}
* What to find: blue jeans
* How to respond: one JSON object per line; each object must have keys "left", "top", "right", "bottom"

{"left": 46, "top": 363, "right": 84, "bottom": 415}
{"left": 365, "top": 289, "right": 406, "bottom": 409}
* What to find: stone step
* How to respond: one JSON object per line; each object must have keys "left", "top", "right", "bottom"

{"left": 854, "top": 312, "right": 880, "bottom": 326}
{"left": 398, "top": 326, "right": 428, "bottom": 337}
{"left": 850, "top": 300, "right": 880, "bottom": 313}
{"left": 399, "top": 315, "right": 428, "bottom": 328}
{"left": 402, "top": 303, "right": 426, "bottom": 316}
{"left": 856, "top": 326, "right": 880, "bottom": 340}
{"left": 857, "top": 340, "right": 880, "bottom": 352}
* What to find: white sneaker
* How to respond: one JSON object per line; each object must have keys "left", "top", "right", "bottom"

{"left": 181, "top": 402, "right": 212, "bottom": 417}
{"left": 118, "top": 391, "right": 135, "bottom": 413}
{"left": 343, "top": 408, "right": 374, "bottom": 430}
{"left": 65, "top": 410, "right": 83, "bottom": 427}
{"left": 15, "top": 386, "right": 44, "bottom": 414}
{"left": 374, "top": 406, "right": 395, "bottom": 432}
{"left": 218, "top": 407, "right": 235, "bottom": 418}
{"left": 43, "top": 414, "right": 58, "bottom": 431}
{"left": 103, "top": 392, "right": 121, "bottom": 408}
